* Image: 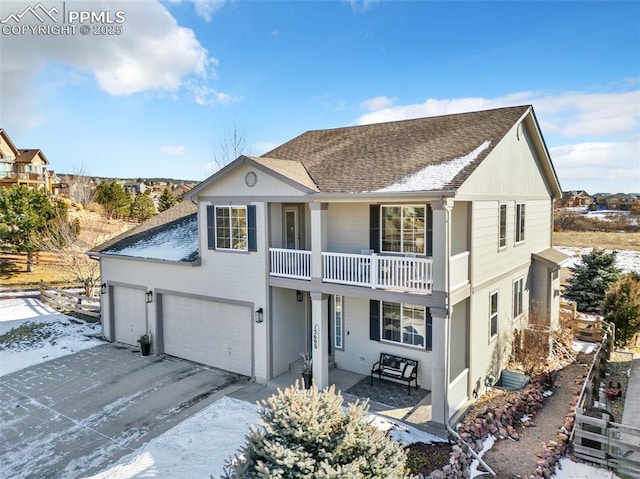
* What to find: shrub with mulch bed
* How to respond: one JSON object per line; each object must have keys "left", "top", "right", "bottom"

{"left": 405, "top": 442, "right": 453, "bottom": 476}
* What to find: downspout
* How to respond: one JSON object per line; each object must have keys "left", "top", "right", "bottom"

{"left": 440, "top": 196, "right": 495, "bottom": 476}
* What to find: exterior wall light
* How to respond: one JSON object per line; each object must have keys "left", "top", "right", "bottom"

{"left": 145, "top": 291, "right": 153, "bottom": 303}
{"left": 296, "top": 290, "right": 304, "bottom": 302}
{"left": 100, "top": 283, "right": 107, "bottom": 295}
{"left": 255, "top": 307, "right": 264, "bottom": 323}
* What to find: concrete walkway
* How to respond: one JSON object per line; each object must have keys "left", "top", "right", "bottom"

{"left": 621, "top": 349, "right": 640, "bottom": 429}
{"left": 0, "top": 343, "right": 245, "bottom": 479}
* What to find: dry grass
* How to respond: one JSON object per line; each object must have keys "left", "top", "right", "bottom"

{"left": 0, "top": 257, "right": 80, "bottom": 285}
{"left": 554, "top": 231, "right": 640, "bottom": 251}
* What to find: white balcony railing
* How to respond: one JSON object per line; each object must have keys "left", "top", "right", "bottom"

{"left": 269, "top": 248, "right": 433, "bottom": 294}
{"left": 449, "top": 251, "right": 470, "bottom": 290}
{"left": 269, "top": 248, "right": 311, "bottom": 279}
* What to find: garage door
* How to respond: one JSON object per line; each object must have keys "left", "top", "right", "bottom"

{"left": 161, "top": 295, "right": 252, "bottom": 377}
{"left": 112, "top": 286, "right": 146, "bottom": 345}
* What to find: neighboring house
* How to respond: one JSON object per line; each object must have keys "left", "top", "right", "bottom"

{"left": 124, "top": 181, "right": 147, "bottom": 196}
{"left": 0, "top": 129, "right": 56, "bottom": 194}
{"left": 90, "top": 105, "right": 567, "bottom": 432}
{"left": 560, "top": 190, "right": 591, "bottom": 207}
{"left": 600, "top": 193, "right": 638, "bottom": 211}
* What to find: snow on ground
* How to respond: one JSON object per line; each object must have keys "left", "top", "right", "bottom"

{"left": 0, "top": 298, "right": 103, "bottom": 376}
{"left": 376, "top": 140, "right": 491, "bottom": 192}
{"left": 0, "top": 298, "right": 624, "bottom": 479}
{"left": 555, "top": 246, "right": 640, "bottom": 274}
{"left": 88, "top": 397, "right": 444, "bottom": 479}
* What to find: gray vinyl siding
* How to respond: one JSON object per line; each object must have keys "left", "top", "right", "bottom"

{"left": 468, "top": 264, "right": 530, "bottom": 392}
{"left": 271, "top": 287, "right": 307, "bottom": 377}
{"left": 471, "top": 199, "right": 551, "bottom": 287}
{"left": 326, "top": 203, "right": 370, "bottom": 253}
{"left": 333, "top": 297, "right": 433, "bottom": 389}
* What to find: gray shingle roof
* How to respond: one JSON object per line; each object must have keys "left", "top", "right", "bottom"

{"left": 262, "top": 105, "right": 530, "bottom": 193}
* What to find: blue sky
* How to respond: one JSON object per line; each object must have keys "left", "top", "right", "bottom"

{"left": 1, "top": 0, "right": 638, "bottom": 193}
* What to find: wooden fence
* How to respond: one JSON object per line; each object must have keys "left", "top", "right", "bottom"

{"left": 560, "top": 299, "right": 607, "bottom": 343}
{"left": 39, "top": 285, "right": 101, "bottom": 320}
{"left": 571, "top": 322, "right": 640, "bottom": 478}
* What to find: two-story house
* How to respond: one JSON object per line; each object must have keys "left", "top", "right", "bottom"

{"left": 91, "top": 105, "right": 565, "bottom": 430}
{"left": 0, "top": 129, "right": 57, "bottom": 194}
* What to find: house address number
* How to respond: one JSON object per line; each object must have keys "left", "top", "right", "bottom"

{"left": 313, "top": 324, "right": 319, "bottom": 349}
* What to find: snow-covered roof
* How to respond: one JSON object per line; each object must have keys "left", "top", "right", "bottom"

{"left": 375, "top": 140, "right": 491, "bottom": 193}
{"left": 91, "top": 201, "right": 199, "bottom": 263}
{"left": 102, "top": 214, "right": 198, "bottom": 262}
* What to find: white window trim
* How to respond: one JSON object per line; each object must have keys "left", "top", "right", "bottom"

{"left": 512, "top": 277, "right": 524, "bottom": 321}
{"left": 515, "top": 203, "right": 526, "bottom": 245}
{"left": 380, "top": 302, "right": 426, "bottom": 349}
{"left": 380, "top": 204, "right": 427, "bottom": 256}
{"left": 489, "top": 290, "right": 499, "bottom": 341}
{"left": 498, "top": 203, "right": 507, "bottom": 251}
{"left": 214, "top": 205, "right": 248, "bottom": 252}
{"left": 334, "top": 295, "right": 344, "bottom": 350}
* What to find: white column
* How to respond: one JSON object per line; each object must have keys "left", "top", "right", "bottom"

{"left": 430, "top": 199, "right": 453, "bottom": 292}
{"left": 310, "top": 292, "right": 329, "bottom": 389}
{"left": 309, "top": 202, "right": 328, "bottom": 281}
{"left": 431, "top": 307, "right": 449, "bottom": 428}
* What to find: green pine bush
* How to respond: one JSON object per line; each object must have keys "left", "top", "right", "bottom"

{"left": 564, "top": 248, "right": 620, "bottom": 313}
{"left": 223, "top": 383, "right": 414, "bottom": 479}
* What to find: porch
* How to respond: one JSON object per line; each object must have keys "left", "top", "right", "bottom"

{"left": 270, "top": 248, "right": 449, "bottom": 294}
{"left": 229, "top": 364, "right": 435, "bottom": 431}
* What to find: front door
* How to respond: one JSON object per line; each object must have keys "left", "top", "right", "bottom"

{"left": 285, "top": 207, "right": 299, "bottom": 249}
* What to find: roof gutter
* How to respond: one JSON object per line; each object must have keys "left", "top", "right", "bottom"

{"left": 309, "top": 189, "right": 457, "bottom": 202}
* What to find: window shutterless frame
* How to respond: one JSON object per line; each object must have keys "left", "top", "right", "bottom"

{"left": 498, "top": 203, "right": 507, "bottom": 250}
{"left": 515, "top": 203, "right": 525, "bottom": 244}
{"left": 489, "top": 290, "right": 499, "bottom": 340}
{"left": 334, "top": 295, "right": 344, "bottom": 350}
{"left": 512, "top": 277, "right": 524, "bottom": 320}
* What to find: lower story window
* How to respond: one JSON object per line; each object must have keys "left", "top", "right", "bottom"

{"left": 381, "top": 302, "right": 429, "bottom": 348}
{"left": 490, "top": 290, "right": 498, "bottom": 339}
{"left": 513, "top": 277, "right": 524, "bottom": 319}
{"left": 334, "top": 295, "right": 343, "bottom": 350}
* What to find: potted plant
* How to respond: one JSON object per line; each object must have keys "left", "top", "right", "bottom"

{"left": 300, "top": 352, "right": 312, "bottom": 389}
{"left": 138, "top": 333, "right": 151, "bottom": 357}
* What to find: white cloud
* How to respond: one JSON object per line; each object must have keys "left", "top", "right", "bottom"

{"left": 0, "top": 0, "right": 233, "bottom": 132}
{"left": 193, "top": 0, "right": 226, "bottom": 21}
{"left": 550, "top": 139, "right": 640, "bottom": 191}
{"left": 189, "top": 83, "right": 243, "bottom": 106}
{"left": 160, "top": 145, "right": 185, "bottom": 155}
{"left": 355, "top": 89, "right": 640, "bottom": 140}
{"left": 361, "top": 95, "right": 395, "bottom": 112}
{"left": 345, "top": 0, "right": 380, "bottom": 13}
{"left": 356, "top": 88, "right": 640, "bottom": 193}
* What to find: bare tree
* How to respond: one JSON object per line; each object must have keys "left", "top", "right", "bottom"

{"left": 34, "top": 210, "right": 109, "bottom": 296}
{"left": 212, "top": 123, "right": 251, "bottom": 171}
{"left": 68, "top": 164, "right": 95, "bottom": 206}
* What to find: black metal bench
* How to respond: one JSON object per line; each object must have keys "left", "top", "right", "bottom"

{"left": 370, "top": 353, "right": 418, "bottom": 395}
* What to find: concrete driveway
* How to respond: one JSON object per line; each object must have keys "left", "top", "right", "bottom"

{"left": 0, "top": 343, "right": 246, "bottom": 478}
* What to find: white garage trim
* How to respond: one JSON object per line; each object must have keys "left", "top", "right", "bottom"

{"left": 156, "top": 290, "right": 254, "bottom": 378}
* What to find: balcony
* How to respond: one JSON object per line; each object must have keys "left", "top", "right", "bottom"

{"left": 269, "top": 248, "right": 433, "bottom": 294}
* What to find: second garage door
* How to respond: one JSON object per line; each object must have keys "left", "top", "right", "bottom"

{"left": 161, "top": 294, "right": 252, "bottom": 377}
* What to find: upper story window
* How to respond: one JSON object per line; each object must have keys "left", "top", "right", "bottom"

{"left": 515, "top": 203, "right": 525, "bottom": 244}
{"left": 207, "top": 205, "right": 257, "bottom": 252}
{"left": 381, "top": 301, "right": 431, "bottom": 349}
{"left": 499, "top": 203, "right": 507, "bottom": 249}
{"left": 381, "top": 205, "right": 426, "bottom": 254}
